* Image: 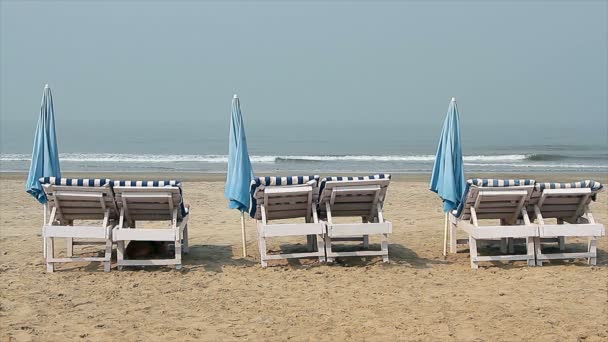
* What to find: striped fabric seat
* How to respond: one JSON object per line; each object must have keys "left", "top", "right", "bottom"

{"left": 39, "top": 177, "right": 111, "bottom": 187}
{"left": 534, "top": 180, "right": 603, "bottom": 191}
{"left": 249, "top": 175, "right": 319, "bottom": 218}
{"left": 318, "top": 174, "right": 391, "bottom": 194}
{"left": 454, "top": 179, "right": 536, "bottom": 218}
{"left": 110, "top": 179, "right": 188, "bottom": 216}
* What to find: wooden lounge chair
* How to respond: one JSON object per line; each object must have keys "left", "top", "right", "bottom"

{"left": 529, "top": 180, "right": 605, "bottom": 266}
{"left": 318, "top": 174, "right": 392, "bottom": 263}
{"left": 448, "top": 179, "right": 537, "bottom": 269}
{"left": 111, "top": 180, "right": 190, "bottom": 270}
{"left": 40, "top": 177, "right": 117, "bottom": 272}
{"left": 250, "top": 175, "right": 325, "bottom": 267}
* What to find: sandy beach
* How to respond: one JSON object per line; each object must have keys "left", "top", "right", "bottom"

{"left": 1, "top": 173, "right": 607, "bottom": 341}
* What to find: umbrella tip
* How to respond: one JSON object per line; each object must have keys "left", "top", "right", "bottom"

{"left": 233, "top": 94, "right": 238, "bottom": 99}
{"left": 451, "top": 97, "right": 456, "bottom": 102}
{"left": 44, "top": 84, "right": 49, "bottom": 89}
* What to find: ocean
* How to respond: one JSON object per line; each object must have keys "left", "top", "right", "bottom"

{"left": 1, "top": 119, "right": 606, "bottom": 174}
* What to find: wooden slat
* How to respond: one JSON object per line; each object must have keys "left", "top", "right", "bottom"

{"left": 261, "top": 223, "right": 324, "bottom": 237}
{"left": 45, "top": 225, "right": 108, "bottom": 239}
{"left": 328, "top": 222, "right": 392, "bottom": 236}
{"left": 266, "top": 195, "right": 309, "bottom": 205}
{"left": 540, "top": 224, "right": 605, "bottom": 237}
{"left": 112, "top": 228, "right": 176, "bottom": 241}
{"left": 55, "top": 200, "right": 114, "bottom": 208}
{"left": 543, "top": 197, "right": 584, "bottom": 205}
{"left": 266, "top": 202, "right": 309, "bottom": 212}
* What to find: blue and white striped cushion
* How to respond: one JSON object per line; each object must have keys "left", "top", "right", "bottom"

{"left": 249, "top": 175, "right": 320, "bottom": 218}
{"left": 39, "top": 177, "right": 111, "bottom": 187}
{"left": 111, "top": 179, "right": 188, "bottom": 216}
{"left": 454, "top": 179, "right": 536, "bottom": 218}
{"left": 468, "top": 178, "right": 535, "bottom": 187}
{"left": 535, "top": 180, "right": 603, "bottom": 191}
{"left": 318, "top": 174, "right": 391, "bottom": 194}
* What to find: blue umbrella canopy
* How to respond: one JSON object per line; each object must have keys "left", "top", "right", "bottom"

{"left": 26, "top": 84, "right": 61, "bottom": 204}
{"left": 225, "top": 94, "right": 254, "bottom": 212}
{"left": 430, "top": 97, "right": 466, "bottom": 212}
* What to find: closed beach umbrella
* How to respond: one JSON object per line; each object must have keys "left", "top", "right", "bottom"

{"left": 26, "top": 84, "right": 61, "bottom": 204}
{"left": 225, "top": 94, "right": 254, "bottom": 257}
{"left": 430, "top": 97, "right": 466, "bottom": 256}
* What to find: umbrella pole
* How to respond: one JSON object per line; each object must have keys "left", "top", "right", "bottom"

{"left": 241, "top": 212, "right": 247, "bottom": 257}
{"left": 443, "top": 213, "right": 448, "bottom": 257}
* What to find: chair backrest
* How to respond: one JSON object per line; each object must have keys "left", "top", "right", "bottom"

{"left": 529, "top": 180, "right": 603, "bottom": 220}
{"left": 249, "top": 175, "right": 319, "bottom": 221}
{"left": 40, "top": 177, "right": 117, "bottom": 223}
{"left": 455, "top": 179, "right": 536, "bottom": 222}
{"left": 111, "top": 180, "right": 186, "bottom": 222}
{"left": 318, "top": 174, "right": 391, "bottom": 220}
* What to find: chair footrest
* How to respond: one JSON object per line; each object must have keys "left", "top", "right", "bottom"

{"left": 327, "top": 250, "right": 388, "bottom": 257}
{"left": 263, "top": 252, "right": 324, "bottom": 260}
{"left": 327, "top": 222, "right": 392, "bottom": 237}
{"left": 113, "top": 228, "right": 176, "bottom": 241}
{"left": 537, "top": 252, "right": 594, "bottom": 260}
{"left": 117, "top": 259, "right": 180, "bottom": 266}
{"left": 474, "top": 255, "right": 532, "bottom": 262}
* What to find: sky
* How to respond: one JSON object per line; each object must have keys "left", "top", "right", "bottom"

{"left": 1, "top": 1, "right": 607, "bottom": 153}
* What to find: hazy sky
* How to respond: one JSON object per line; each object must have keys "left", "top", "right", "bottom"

{"left": 1, "top": 1, "right": 607, "bottom": 152}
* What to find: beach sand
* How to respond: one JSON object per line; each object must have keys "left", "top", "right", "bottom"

{"left": 1, "top": 173, "right": 607, "bottom": 341}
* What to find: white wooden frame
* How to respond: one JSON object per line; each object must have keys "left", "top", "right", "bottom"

{"left": 448, "top": 186, "right": 537, "bottom": 269}
{"left": 255, "top": 185, "right": 325, "bottom": 267}
{"left": 319, "top": 180, "right": 392, "bottom": 263}
{"left": 112, "top": 186, "right": 189, "bottom": 270}
{"left": 42, "top": 185, "right": 117, "bottom": 273}
{"left": 531, "top": 188, "right": 605, "bottom": 266}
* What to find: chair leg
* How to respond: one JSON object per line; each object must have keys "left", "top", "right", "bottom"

{"left": 175, "top": 234, "right": 182, "bottom": 270}
{"left": 257, "top": 226, "right": 268, "bottom": 268}
{"left": 500, "top": 238, "right": 508, "bottom": 254}
{"left": 182, "top": 224, "right": 189, "bottom": 254}
{"left": 66, "top": 237, "right": 73, "bottom": 257}
{"left": 363, "top": 235, "right": 369, "bottom": 249}
{"left": 449, "top": 222, "right": 457, "bottom": 254}
{"left": 469, "top": 236, "right": 479, "bottom": 269}
{"left": 325, "top": 234, "right": 334, "bottom": 263}
{"left": 558, "top": 236, "right": 566, "bottom": 251}
{"left": 534, "top": 237, "right": 543, "bottom": 266}
{"left": 104, "top": 240, "right": 112, "bottom": 272}
{"left": 526, "top": 237, "right": 536, "bottom": 266}
{"left": 588, "top": 237, "right": 597, "bottom": 265}
{"left": 381, "top": 233, "right": 389, "bottom": 263}
{"left": 116, "top": 240, "right": 125, "bottom": 270}
{"left": 307, "top": 235, "right": 315, "bottom": 252}
{"left": 46, "top": 237, "right": 54, "bottom": 273}
{"left": 316, "top": 233, "right": 326, "bottom": 263}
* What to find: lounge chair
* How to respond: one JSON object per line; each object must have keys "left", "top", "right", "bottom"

{"left": 529, "top": 180, "right": 605, "bottom": 266}
{"left": 40, "top": 177, "right": 117, "bottom": 272}
{"left": 111, "top": 180, "right": 190, "bottom": 270}
{"left": 449, "top": 179, "right": 537, "bottom": 268}
{"left": 250, "top": 175, "right": 325, "bottom": 267}
{"left": 318, "top": 174, "right": 392, "bottom": 263}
